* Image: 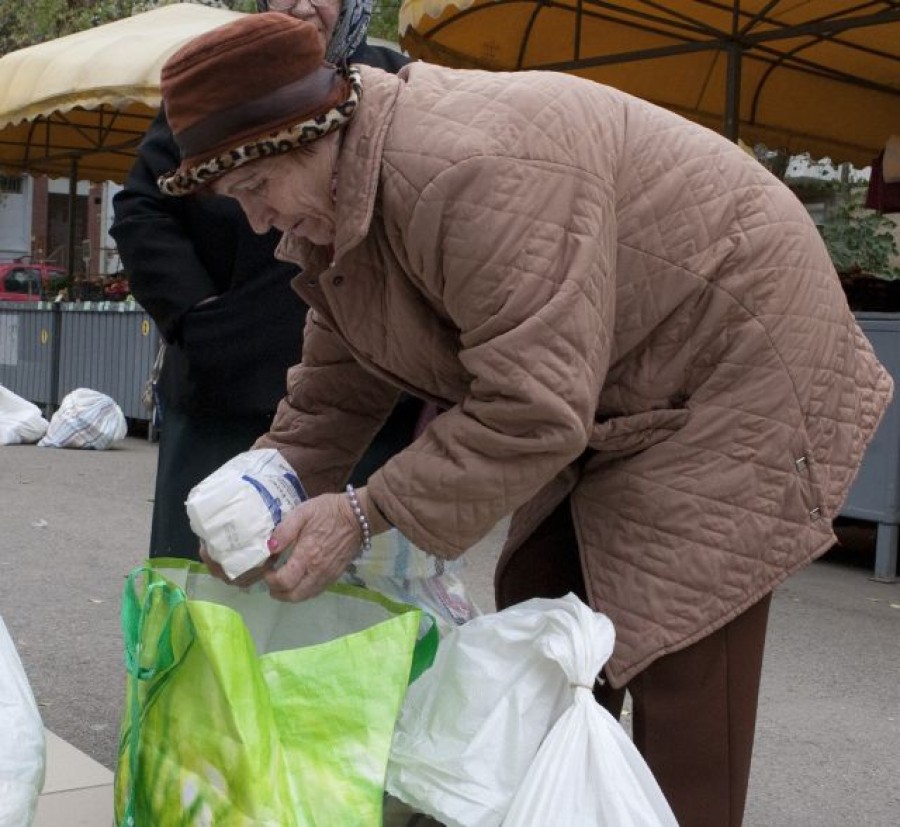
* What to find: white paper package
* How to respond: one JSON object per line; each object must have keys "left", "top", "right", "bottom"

{"left": 185, "top": 449, "right": 307, "bottom": 579}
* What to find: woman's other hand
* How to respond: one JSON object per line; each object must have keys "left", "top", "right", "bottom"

{"left": 264, "top": 492, "right": 363, "bottom": 601}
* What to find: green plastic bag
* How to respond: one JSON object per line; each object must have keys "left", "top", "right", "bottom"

{"left": 114, "top": 559, "right": 436, "bottom": 827}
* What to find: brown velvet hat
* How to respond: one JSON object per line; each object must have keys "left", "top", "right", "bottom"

{"left": 158, "top": 12, "right": 362, "bottom": 196}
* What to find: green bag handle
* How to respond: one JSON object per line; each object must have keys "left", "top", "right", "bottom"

{"left": 120, "top": 567, "right": 193, "bottom": 827}
{"left": 409, "top": 614, "right": 439, "bottom": 683}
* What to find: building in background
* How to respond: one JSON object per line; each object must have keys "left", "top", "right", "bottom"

{"left": 0, "top": 173, "right": 121, "bottom": 284}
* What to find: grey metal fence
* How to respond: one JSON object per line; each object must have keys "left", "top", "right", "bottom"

{"left": 0, "top": 302, "right": 55, "bottom": 406}
{"left": 839, "top": 312, "right": 900, "bottom": 582}
{"left": 0, "top": 301, "right": 158, "bottom": 421}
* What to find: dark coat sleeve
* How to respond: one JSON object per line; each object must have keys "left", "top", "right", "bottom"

{"left": 110, "top": 107, "right": 220, "bottom": 342}
{"left": 110, "top": 107, "right": 306, "bottom": 417}
{"left": 109, "top": 41, "right": 417, "bottom": 424}
{"left": 349, "top": 42, "right": 412, "bottom": 73}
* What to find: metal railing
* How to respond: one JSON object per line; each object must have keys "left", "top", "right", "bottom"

{"left": 0, "top": 300, "right": 158, "bottom": 421}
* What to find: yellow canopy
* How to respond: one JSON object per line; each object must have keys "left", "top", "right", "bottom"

{"left": 399, "top": 0, "right": 900, "bottom": 168}
{"left": 0, "top": 3, "right": 246, "bottom": 183}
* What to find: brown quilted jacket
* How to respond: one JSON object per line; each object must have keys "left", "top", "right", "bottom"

{"left": 257, "top": 63, "right": 893, "bottom": 685}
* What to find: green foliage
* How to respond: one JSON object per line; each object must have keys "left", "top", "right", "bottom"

{"left": 0, "top": 0, "right": 255, "bottom": 55}
{"left": 819, "top": 201, "right": 900, "bottom": 281}
{"left": 369, "top": 0, "right": 401, "bottom": 42}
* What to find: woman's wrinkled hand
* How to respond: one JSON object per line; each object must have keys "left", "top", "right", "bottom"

{"left": 263, "top": 492, "right": 363, "bottom": 602}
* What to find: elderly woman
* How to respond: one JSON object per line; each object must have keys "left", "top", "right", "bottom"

{"left": 110, "top": 0, "right": 421, "bottom": 561}
{"left": 158, "top": 13, "right": 891, "bottom": 826}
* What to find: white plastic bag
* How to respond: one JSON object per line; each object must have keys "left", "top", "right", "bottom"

{"left": 341, "top": 529, "right": 480, "bottom": 634}
{"left": 386, "top": 593, "right": 677, "bottom": 827}
{"left": 37, "top": 388, "right": 127, "bottom": 450}
{"left": 501, "top": 614, "right": 677, "bottom": 826}
{"left": 0, "top": 616, "right": 46, "bottom": 827}
{"left": 0, "top": 385, "right": 49, "bottom": 445}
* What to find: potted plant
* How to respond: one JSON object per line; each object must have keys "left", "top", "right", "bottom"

{"left": 819, "top": 199, "right": 900, "bottom": 311}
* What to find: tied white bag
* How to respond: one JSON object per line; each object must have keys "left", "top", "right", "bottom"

{"left": 386, "top": 593, "right": 677, "bottom": 827}
{"left": 38, "top": 388, "right": 127, "bottom": 449}
{"left": 0, "top": 385, "right": 49, "bottom": 445}
{"left": 0, "top": 617, "right": 46, "bottom": 827}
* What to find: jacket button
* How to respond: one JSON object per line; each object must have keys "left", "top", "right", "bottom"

{"left": 795, "top": 456, "right": 808, "bottom": 472}
{"left": 809, "top": 506, "right": 821, "bottom": 520}
{"left": 333, "top": 275, "right": 344, "bottom": 286}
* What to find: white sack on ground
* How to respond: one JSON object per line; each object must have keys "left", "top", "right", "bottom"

{"left": 0, "top": 385, "right": 49, "bottom": 445}
{"left": 37, "top": 388, "right": 127, "bottom": 450}
{"left": 0, "top": 616, "right": 46, "bottom": 827}
{"left": 386, "top": 593, "right": 676, "bottom": 827}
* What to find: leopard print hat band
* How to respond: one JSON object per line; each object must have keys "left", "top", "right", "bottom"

{"left": 158, "top": 67, "right": 362, "bottom": 197}
{"left": 157, "top": 14, "right": 363, "bottom": 197}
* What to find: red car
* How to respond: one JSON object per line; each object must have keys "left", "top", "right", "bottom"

{"left": 0, "top": 262, "right": 67, "bottom": 302}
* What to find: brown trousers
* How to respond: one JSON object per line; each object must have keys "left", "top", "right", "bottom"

{"left": 495, "top": 500, "right": 771, "bottom": 827}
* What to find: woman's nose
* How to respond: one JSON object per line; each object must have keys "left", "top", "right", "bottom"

{"left": 242, "top": 199, "right": 273, "bottom": 235}
{"left": 288, "top": 0, "right": 317, "bottom": 17}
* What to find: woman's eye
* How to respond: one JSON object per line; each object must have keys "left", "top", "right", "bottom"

{"left": 235, "top": 178, "right": 265, "bottom": 196}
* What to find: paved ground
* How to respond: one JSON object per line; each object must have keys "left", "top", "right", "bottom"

{"left": 2, "top": 436, "right": 898, "bottom": 825}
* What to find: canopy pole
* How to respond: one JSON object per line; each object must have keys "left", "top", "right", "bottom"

{"left": 66, "top": 158, "right": 78, "bottom": 284}
{"left": 724, "top": 41, "right": 741, "bottom": 142}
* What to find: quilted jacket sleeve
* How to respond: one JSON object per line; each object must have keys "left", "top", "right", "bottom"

{"left": 369, "top": 154, "right": 619, "bottom": 557}
{"left": 254, "top": 310, "right": 402, "bottom": 494}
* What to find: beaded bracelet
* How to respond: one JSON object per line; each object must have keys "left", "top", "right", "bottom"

{"left": 345, "top": 484, "right": 372, "bottom": 555}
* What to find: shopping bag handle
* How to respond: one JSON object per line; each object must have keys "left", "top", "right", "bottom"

{"left": 120, "top": 567, "right": 194, "bottom": 826}
{"left": 122, "top": 567, "right": 191, "bottom": 681}
{"left": 409, "top": 614, "right": 439, "bottom": 683}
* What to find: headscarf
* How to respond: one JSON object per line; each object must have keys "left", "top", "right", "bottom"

{"left": 255, "top": 0, "right": 374, "bottom": 63}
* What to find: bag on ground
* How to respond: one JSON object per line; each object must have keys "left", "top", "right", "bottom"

{"left": 38, "top": 388, "right": 127, "bottom": 449}
{"left": 114, "top": 560, "right": 437, "bottom": 827}
{"left": 386, "top": 593, "right": 677, "bottom": 827}
{"left": 0, "top": 616, "right": 46, "bottom": 827}
{"left": 0, "top": 385, "right": 49, "bottom": 445}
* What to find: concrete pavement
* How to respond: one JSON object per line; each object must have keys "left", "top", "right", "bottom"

{"left": 1, "top": 436, "right": 898, "bottom": 825}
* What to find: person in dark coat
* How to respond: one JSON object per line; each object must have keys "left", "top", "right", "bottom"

{"left": 110, "top": 0, "right": 422, "bottom": 559}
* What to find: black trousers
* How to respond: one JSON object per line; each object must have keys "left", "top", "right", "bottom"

{"left": 495, "top": 499, "right": 771, "bottom": 827}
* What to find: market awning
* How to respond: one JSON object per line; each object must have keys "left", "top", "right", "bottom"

{"left": 399, "top": 0, "right": 900, "bottom": 168}
{"left": 0, "top": 3, "right": 246, "bottom": 184}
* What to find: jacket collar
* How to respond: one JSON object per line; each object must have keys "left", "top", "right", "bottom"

{"left": 276, "top": 65, "right": 403, "bottom": 270}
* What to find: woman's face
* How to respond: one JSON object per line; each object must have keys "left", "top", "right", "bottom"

{"left": 212, "top": 134, "right": 339, "bottom": 246}
{"left": 268, "top": 0, "right": 342, "bottom": 49}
